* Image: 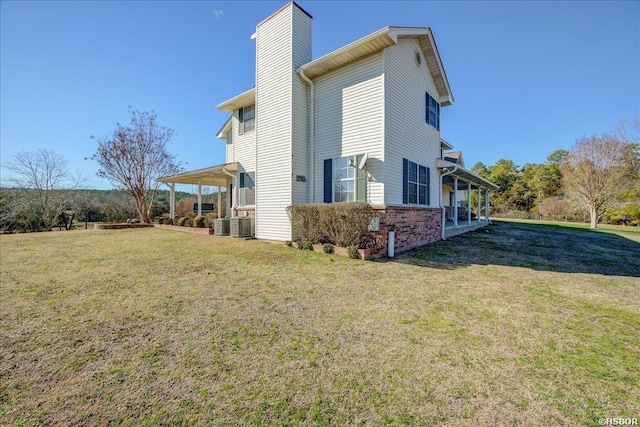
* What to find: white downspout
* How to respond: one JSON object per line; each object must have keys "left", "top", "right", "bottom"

{"left": 298, "top": 68, "right": 314, "bottom": 202}
{"left": 439, "top": 166, "right": 457, "bottom": 240}
{"left": 222, "top": 168, "right": 237, "bottom": 217}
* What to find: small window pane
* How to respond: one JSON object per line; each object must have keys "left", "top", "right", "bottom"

{"left": 419, "top": 184, "right": 427, "bottom": 205}
{"left": 419, "top": 166, "right": 427, "bottom": 185}
{"left": 408, "top": 183, "right": 417, "bottom": 204}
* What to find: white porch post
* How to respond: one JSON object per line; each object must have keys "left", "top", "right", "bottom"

{"left": 169, "top": 183, "right": 175, "bottom": 221}
{"left": 477, "top": 187, "right": 482, "bottom": 222}
{"left": 197, "top": 180, "right": 202, "bottom": 216}
{"left": 217, "top": 186, "right": 222, "bottom": 219}
{"left": 485, "top": 189, "right": 490, "bottom": 222}
{"left": 453, "top": 177, "right": 459, "bottom": 226}
{"left": 467, "top": 183, "right": 471, "bottom": 224}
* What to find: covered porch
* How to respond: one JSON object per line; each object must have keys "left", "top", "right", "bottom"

{"left": 157, "top": 162, "right": 239, "bottom": 220}
{"left": 437, "top": 158, "right": 499, "bottom": 239}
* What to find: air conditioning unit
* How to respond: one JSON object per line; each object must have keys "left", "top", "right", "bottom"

{"left": 230, "top": 217, "right": 253, "bottom": 237}
{"left": 213, "top": 218, "right": 230, "bottom": 236}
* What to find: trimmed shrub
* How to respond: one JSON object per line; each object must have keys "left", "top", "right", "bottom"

{"left": 322, "top": 243, "right": 334, "bottom": 254}
{"left": 176, "top": 216, "right": 188, "bottom": 227}
{"left": 193, "top": 215, "right": 206, "bottom": 228}
{"left": 184, "top": 212, "right": 196, "bottom": 219}
{"left": 299, "top": 240, "right": 313, "bottom": 251}
{"left": 183, "top": 217, "right": 194, "bottom": 227}
{"left": 347, "top": 245, "right": 359, "bottom": 259}
{"left": 160, "top": 217, "right": 173, "bottom": 225}
{"left": 287, "top": 204, "right": 323, "bottom": 243}
{"left": 287, "top": 202, "right": 374, "bottom": 248}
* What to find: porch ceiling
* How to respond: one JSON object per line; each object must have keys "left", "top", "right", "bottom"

{"left": 437, "top": 159, "right": 499, "bottom": 190}
{"left": 157, "top": 162, "right": 239, "bottom": 187}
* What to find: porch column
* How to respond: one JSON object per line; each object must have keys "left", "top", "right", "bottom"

{"left": 217, "top": 186, "right": 222, "bottom": 219}
{"left": 169, "top": 183, "right": 175, "bottom": 221}
{"left": 197, "top": 180, "right": 202, "bottom": 216}
{"left": 453, "top": 177, "right": 459, "bottom": 226}
{"left": 485, "top": 189, "right": 490, "bottom": 222}
{"left": 477, "top": 187, "right": 482, "bottom": 222}
{"left": 467, "top": 183, "right": 471, "bottom": 224}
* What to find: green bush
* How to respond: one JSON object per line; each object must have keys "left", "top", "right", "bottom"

{"left": 287, "top": 202, "right": 374, "bottom": 248}
{"left": 193, "top": 215, "right": 206, "bottom": 228}
{"left": 184, "top": 212, "right": 196, "bottom": 219}
{"left": 160, "top": 216, "right": 173, "bottom": 225}
{"left": 184, "top": 217, "right": 193, "bottom": 227}
{"left": 285, "top": 240, "right": 293, "bottom": 248}
{"left": 176, "top": 216, "right": 188, "bottom": 227}
{"left": 322, "top": 243, "right": 334, "bottom": 254}
{"left": 299, "top": 240, "right": 313, "bottom": 251}
{"left": 347, "top": 245, "right": 359, "bottom": 259}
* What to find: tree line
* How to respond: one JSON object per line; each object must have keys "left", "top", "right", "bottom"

{"left": 471, "top": 119, "right": 640, "bottom": 228}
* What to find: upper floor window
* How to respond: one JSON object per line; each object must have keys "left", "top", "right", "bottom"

{"left": 239, "top": 104, "right": 255, "bottom": 134}
{"left": 426, "top": 93, "right": 440, "bottom": 130}
{"left": 403, "top": 159, "right": 430, "bottom": 205}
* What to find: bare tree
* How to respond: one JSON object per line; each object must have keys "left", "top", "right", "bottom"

{"left": 561, "top": 134, "right": 636, "bottom": 229}
{"left": 91, "top": 110, "right": 182, "bottom": 223}
{"left": 2, "top": 149, "right": 82, "bottom": 231}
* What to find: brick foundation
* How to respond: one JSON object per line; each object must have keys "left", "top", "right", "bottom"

{"left": 234, "top": 206, "right": 255, "bottom": 218}
{"left": 371, "top": 205, "right": 442, "bottom": 254}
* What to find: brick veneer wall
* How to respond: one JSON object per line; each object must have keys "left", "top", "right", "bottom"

{"left": 235, "top": 207, "right": 255, "bottom": 218}
{"left": 371, "top": 205, "right": 442, "bottom": 254}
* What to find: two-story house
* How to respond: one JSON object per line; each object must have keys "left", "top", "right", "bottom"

{"left": 159, "top": 1, "right": 498, "bottom": 253}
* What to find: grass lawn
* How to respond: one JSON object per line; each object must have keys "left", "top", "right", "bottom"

{"left": 1, "top": 221, "right": 639, "bottom": 426}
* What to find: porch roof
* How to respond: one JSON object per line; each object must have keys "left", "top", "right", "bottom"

{"left": 437, "top": 158, "right": 499, "bottom": 190}
{"left": 157, "top": 162, "right": 239, "bottom": 187}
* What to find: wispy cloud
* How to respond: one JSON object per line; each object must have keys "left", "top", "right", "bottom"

{"left": 214, "top": 9, "right": 224, "bottom": 19}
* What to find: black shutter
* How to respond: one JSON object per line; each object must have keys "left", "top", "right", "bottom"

{"left": 239, "top": 172, "right": 245, "bottom": 188}
{"left": 427, "top": 167, "right": 431, "bottom": 205}
{"left": 402, "top": 158, "right": 408, "bottom": 205}
{"left": 324, "top": 159, "right": 332, "bottom": 203}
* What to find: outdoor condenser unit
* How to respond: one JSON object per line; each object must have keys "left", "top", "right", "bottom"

{"left": 230, "top": 217, "right": 253, "bottom": 237}
{"left": 213, "top": 218, "right": 230, "bottom": 236}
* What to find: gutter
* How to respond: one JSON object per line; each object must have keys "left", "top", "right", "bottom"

{"left": 298, "top": 68, "right": 315, "bottom": 201}
{"left": 222, "top": 168, "right": 237, "bottom": 216}
{"left": 439, "top": 165, "right": 458, "bottom": 240}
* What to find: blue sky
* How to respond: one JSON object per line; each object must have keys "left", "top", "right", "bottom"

{"left": 1, "top": 0, "right": 638, "bottom": 191}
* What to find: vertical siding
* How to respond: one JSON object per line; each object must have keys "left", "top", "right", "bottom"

{"left": 255, "top": 3, "right": 312, "bottom": 241}
{"left": 313, "top": 53, "right": 384, "bottom": 204}
{"left": 384, "top": 39, "right": 441, "bottom": 207}
{"left": 291, "top": 5, "right": 312, "bottom": 205}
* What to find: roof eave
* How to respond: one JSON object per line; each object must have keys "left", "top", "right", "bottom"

{"left": 216, "top": 88, "right": 256, "bottom": 112}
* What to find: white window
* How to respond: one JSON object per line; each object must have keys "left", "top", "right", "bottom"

{"left": 239, "top": 104, "right": 255, "bottom": 134}
{"left": 333, "top": 156, "right": 356, "bottom": 202}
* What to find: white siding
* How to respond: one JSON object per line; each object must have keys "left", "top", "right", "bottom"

{"left": 225, "top": 132, "right": 233, "bottom": 163}
{"left": 291, "top": 5, "right": 312, "bottom": 205}
{"left": 313, "top": 53, "right": 384, "bottom": 204}
{"left": 231, "top": 111, "right": 256, "bottom": 172}
{"left": 384, "top": 39, "right": 442, "bottom": 207}
{"left": 255, "top": 3, "right": 311, "bottom": 241}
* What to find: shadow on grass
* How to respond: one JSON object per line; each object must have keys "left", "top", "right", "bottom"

{"left": 388, "top": 221, "right": 640, "bottom": 277}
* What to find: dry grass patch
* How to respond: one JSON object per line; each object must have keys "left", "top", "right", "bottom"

{"left": 1, "top": 222, "right": 639, "bottom": 426}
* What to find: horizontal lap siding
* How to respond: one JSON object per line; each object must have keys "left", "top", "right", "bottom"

{"left": 232, "top": 113, "right": 257, "bottom": 174}
{"left": 384, "top": 39, "right": 441, "bottom": 207}
{"left": 313, "top": 53, "right": 384, "bottom": 204}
